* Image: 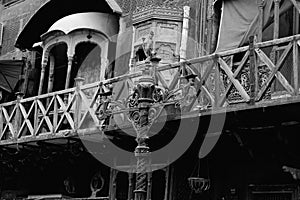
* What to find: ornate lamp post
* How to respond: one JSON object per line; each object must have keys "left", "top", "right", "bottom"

{"left": 132, "top": 57, "right": 159, "bottom": 200}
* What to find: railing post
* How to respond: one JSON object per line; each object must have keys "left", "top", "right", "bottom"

{"left": 74, "top": 77, "right": 85, "bottom": 132}
{"left": 257, "top": 0, "right": 265, "bottom": 42}
{"left": 0, "top": 105, "right": 3, "bottom": 138}
{"left": 249, "top": 36, "right": 257, "bottom": 105}
{"left": 214, "top": 59, "right": 220, "bottom": 108}
{"left": 53, "top": 94, "right": 58, "bottom": 134}
{"left": 15, "top": 92, "right": 24, "bottom": 139}
{"left": 33, "top": 98, "right": 38, "bottom": 136}
{"left": 293, "top": 40, "right": 299, "bottom": 95}
{"left": 273, "top": 0, "right": 280, "bottom": 40}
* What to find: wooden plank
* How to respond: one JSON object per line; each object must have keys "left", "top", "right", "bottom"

{"left": 168, "top": 71, "right": 180, "bottom": 90}
{"left": 214, "top": 65, "right": 221, "bottom": 108}
{"left": 78, "top": 90, "right": 100, "bottom": 128}
{"left": 185, "top": 61, "right": 215, "bottom": 111}
{"left": 257, "top": 0, "right": 264, "bottom": 42}
{"left": 218, "top": 58, "right": 251, "bottom": 102}
{"left": 256, "top": 34, "right": 300, "bottom": 49}
{"left": 218, "top": 51, "right": 250, "bottom": 107}
{"left": 157, "top": 71, "right": 169, "bottom": 89}
{"left": 273, "top": 0, "right": 280, "bottom": 40}
{"left": 202, "top": 85, "right": 215, "bottom": 106}
{"left": 293, "top": 40, "right": 299, "bottom": 95}
{"left": 33, "top": 100, "right": 38, "bottom": 136}
{"left": 255, "top": 44, "right": 294, "bottom": 100}
{"left": 0, "top": 107, "right": 3, "bottom": 139}
{"left": 36, "top": 99, "right": 53, "bottom": 134}
{"left": 55, "top": 94, "right": 75, "bottom": 132}
{"left": 19, "top": 103, "right": 34, "bottom": 136}
{"left": 53, "top": 95, "right": 58, "bottom": 133}
{"left": 2, "top": 106, "right": 16, "bottom": 138}
{"left": 249, "top": 36, "right": 256, "bottom": 105}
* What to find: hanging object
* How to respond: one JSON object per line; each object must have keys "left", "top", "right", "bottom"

{"left": 188, "top": 177, "right": 210, "bottom": 194}
{"left": 188, "top": 158, "right": 210, "bottom": 194}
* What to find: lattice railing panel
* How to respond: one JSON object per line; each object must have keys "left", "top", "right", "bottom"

{"left": 0, "top": 34, "right": 299, "bottom": 144}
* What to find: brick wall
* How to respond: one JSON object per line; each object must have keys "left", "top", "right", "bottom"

{"left": 0, "top": 0, "right": 48, "bottom": 59}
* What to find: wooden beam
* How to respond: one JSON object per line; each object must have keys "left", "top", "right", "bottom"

{"left": 185, "top": 61, "right": 215, "bottom": 111}
{"left": 255, "top": 44, "right": 294, "bottom": 100}
{"left": 249, "top": 36, "right": 256, "bottom": 105}
{"left": 293, "top": 40, "right": 299, "bottom": 95}
{"left": 168, "top": 71, "right": 180, "bottom": 91}
{"left": 0, "top": 107, "right": 3, "bottom": 139}
{"left": 273, "top": 0, "right": 281, "bottom": 40}
{"left": 218, "top": 58, "right": 251, "bottom": 102}
{"left": 157, "top": 72, "right": 169, "bottom": 89}
{"left": 218, "top": 51, "right": 250, "bottom": 107}
{"left": 257, "top": 0, "right": 265, "bottom": 42}
{"left": 214, "top": 65, "right": 221, "bottom": 108}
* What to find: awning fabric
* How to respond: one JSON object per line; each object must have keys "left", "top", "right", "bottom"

{"left": 0, "top": 60, "right": 24, "bottom": 92}
{"left": 215, "top": 0, "right": 293, "bottom": 52}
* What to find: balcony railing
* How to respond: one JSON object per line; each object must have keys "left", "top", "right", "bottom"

{"left": 0, "top": 34, "right": 300, "bottom": 145}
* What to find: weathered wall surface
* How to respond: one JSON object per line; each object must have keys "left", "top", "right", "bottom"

{"left": 0, "top": 0, "right": 48, "bottom": 59}
{"left": 0, "top": 0, "right": 205, "bottom": 61}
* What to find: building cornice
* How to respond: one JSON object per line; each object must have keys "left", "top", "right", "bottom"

{"left": 132, "top": 6, "right": 183, "bottom": 25}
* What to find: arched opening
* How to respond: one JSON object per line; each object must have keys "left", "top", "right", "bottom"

{"left": 72, "top": 42, "right": 101, "bottom": 96}
{"left": 48, "top": 43, "right": 68, "bottom": 93}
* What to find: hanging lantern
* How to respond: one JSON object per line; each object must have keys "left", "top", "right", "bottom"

{"left": 188, "top": 177, "right": 210, "bottom": 194}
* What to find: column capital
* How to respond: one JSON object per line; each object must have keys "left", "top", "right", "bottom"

{"left": 274, "top": 0, "right": 281, "bottom": 3}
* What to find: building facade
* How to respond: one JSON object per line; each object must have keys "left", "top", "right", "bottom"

{"left": 0, "top": 0, "right": 300, "bottom": 200}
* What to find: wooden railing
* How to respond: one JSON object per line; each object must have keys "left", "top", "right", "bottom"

{"left": 0, "top": 34, "right": 300, "bottom": 145}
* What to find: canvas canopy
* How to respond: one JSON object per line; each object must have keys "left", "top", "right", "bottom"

{"left": 215, "top": 0, "right": 293, "bottom": 52}
{"left": 0, "top": 60, "right": 24, "bottom": 93}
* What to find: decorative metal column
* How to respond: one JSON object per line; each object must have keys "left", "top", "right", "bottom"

{"left": 133, "top": 57, "right": 159, "bottom": 200}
